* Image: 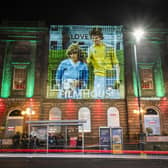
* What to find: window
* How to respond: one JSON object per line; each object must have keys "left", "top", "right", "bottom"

{"left": 50, "top": 41, "right": 57, "bottom": 50}
{"left": 49, "top": 107, "right": 62, "bottom": 133}
{"left": 146, "top": 108, "right": 157, "bottom": 115}
{"left": 13, "top": 68, "right": 27, "bottom": 90}
{"left": 107, "top": 107, "right": 120, "bottom": 127}
{"left": 78, "top": 107, "right": 91, "bottom": 132}
{"left": 49, "top": 107, "right": 62, "bottom": 120}
{"left": 9, "top": 110, "right": 22, "bottom": 116}
{"left": 140, "top": 68, "right": 153, "bottom": 90}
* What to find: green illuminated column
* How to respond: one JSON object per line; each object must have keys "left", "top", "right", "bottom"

{"left": 154, "top": 60, "right": 165, "bottom": 97}
{"left": 26, "top": 43, "right": 36, "bottom": 97}
{"left": 1, "top": 43, "right": 12, "bottom": 98}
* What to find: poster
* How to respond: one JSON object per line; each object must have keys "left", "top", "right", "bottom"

{"left": 111, "top": 127, "right": 123, "bottom": 144}
{"left": 69, "top": 137, "right": 77, "bottom": 147}
{"left": 99, "top": 127, "right": 111, "bottom": 150}
{"left": 48, "top": 25, "right": 124, "bottom": 99}
{"left": 111, "top": 127, "right": 123, "bottom": 153}
{"left": 144, "top": 115, "right": 160, "bottom": 135}
{"left": 31, "top": 126, "right": 47, "bottom": 140}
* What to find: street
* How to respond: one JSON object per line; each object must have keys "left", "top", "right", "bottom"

{"left": 0, "top": 153, "right": 168, "bottom": 168}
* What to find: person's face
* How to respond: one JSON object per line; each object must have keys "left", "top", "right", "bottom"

{"left": 91, "top": 35, "right": 102, "bottom": 45}
{"left": 70, "top": 52, "right": 78, "bottom": 62}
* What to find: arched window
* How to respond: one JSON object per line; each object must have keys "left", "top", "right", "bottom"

{"left": 9, "top": 110, "right": 22, "bottom": 116}
{"left": 107, "top": 107, "right": 120, "bottom": 127}
{"left": 144, "top": 107, "right": 160, "bottom": 135}
{"left": 49, "top": 107, "right": 62, "bottom": 133}
{"left": 146, "top": 108, "right": 158, "bottom": 115}
{"left": 78, "top": 107, "right": 91, "bottom": 132}
{"left": 6, "top": 109, "right": 24, "bottom": 137}
{"left": 49, "top": 107, "right": 62, "bottom": 120}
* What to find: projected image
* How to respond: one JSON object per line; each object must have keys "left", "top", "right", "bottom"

{"left": 48, "top": 25, "right": 124, "bottom": 99}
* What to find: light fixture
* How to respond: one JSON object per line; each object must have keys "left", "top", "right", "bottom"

{"left": 133, "top": 28, "right": 145, "bottom": 42}
{"left": 21, "top": 111, "right": 25, "bottom": 115}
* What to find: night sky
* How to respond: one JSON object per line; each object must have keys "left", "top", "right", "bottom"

{"left": 0, "top": 0, "right": 167, "bottom": 27}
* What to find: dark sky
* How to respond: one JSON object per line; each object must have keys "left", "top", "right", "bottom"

{"left": 0, "top": 0, "right": 167, "bottom": 26}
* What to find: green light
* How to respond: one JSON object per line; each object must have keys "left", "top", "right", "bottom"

{"left": 0, "top": 27, "right": 48, "bottom": 33}
{"left": 26, "top": 44, "right": 36, "bottom": 97}
{"left": 26, "top": 66, "right": 35, "bottom": 98}
{"left": 0, "top": 40, "right": 39, "bottom": 42}
{"left": 0, "top": 30, "right": 45, "bottom": 33}
{"left": 154, "top": 64, "right": 165, "bottom": 97}
{"left": 1, "top": 42, "right": 36, "bottom": 98}
{"left": 1, "top": 44, "right": 12, "bottom": 98}
{"left": 11, "top": 62, "right": 30, "bottom": 65}
{"left": 0, "top": 27, "right": 47, "bottom": 30}
{"left": 1, "top": 76, "right": 12, "bottom": 98}
{"left": 8, "top": 35, "right": 37, "bottom": 38}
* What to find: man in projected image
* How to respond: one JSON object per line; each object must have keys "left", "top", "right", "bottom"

{"left": 56, "top": 43, "right": 88, "bottom": 99}
{"left": 87, "top": 28, "right": 120, "bottom": 98}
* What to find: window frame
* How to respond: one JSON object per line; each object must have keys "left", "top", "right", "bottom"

{"left": 140, "top": 68, "right": 154, "bottom": 90}
{"left": 12, "top": 65, "right": 27, "bottom": 91}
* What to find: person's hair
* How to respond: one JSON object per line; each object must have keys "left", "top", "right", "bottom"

{"left": 66, "top": 43, "right": 84, "bottom": 62}
{"left": 89, "top": 27, "right": 104, "bottom": 40}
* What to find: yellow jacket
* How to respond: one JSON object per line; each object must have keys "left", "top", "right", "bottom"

{"left": 87, "top": 43, "right": 119, "bottom": 76}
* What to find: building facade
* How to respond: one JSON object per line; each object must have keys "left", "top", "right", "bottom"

{"left": 0, "top": 21, "right": 168, "bottom": 148}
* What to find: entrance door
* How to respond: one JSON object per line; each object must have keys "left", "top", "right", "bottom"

{"left": 5, "top": 110, "right": 24, "bottom": 137}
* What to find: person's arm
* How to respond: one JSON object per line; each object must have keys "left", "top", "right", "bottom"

{"left": 114, "top": 64, "right": 120, "bottom": 82}
{"left": 82, "top": 64, "right": 89, "bottom": 89}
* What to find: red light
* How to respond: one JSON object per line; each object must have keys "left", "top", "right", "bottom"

{"left": 65, "top": 99, "right": 76, "bottom": 119}
{"left": 67, "top": 99, "right": 72, "bottom": 102}
{"left": 161, "top": 97, "right": 167, "bottom": 101}
{"left": 0, "top": 99, "right": 6, "bottom": 123}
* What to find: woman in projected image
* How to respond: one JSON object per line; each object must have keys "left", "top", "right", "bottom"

{"left": 56, "top": 43, "right": 88, "bottom": 99}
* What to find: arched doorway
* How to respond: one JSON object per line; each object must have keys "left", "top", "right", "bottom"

{"left": 144, "top": 107, "right": 160, "bottom": 136}
{"left": 5, "top": 109, "right": 24, "bottom": 137}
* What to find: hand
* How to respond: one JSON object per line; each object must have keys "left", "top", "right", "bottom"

{"left": 72, "top": 80, "right": 81, "bottom": 87}
{"left": 114, "top": 81, "right": 120, "bottom": 89}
